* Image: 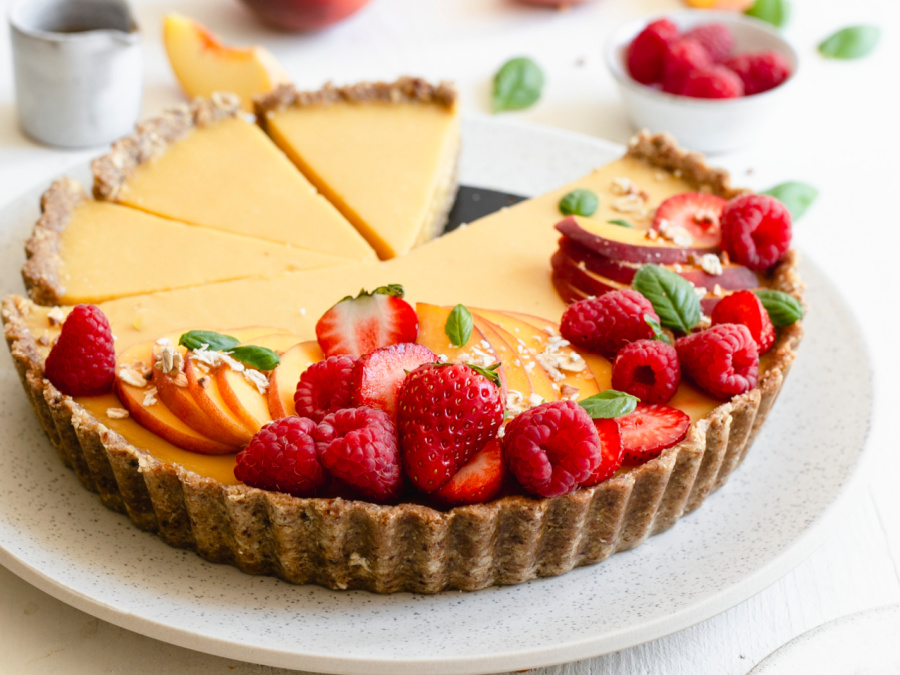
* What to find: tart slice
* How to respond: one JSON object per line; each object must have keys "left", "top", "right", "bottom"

{"left": 255, "top": 78, "right": 460, "bottom": 260}
{"left": 22, "top": 179, "right": 351, "bottom": 305}
{"left": 92, "top": 93, "right": 376, "bottom": 261}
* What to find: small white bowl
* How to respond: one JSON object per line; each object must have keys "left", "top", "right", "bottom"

{"left": 605, "top": 10, "right": 799, "bottom": 154}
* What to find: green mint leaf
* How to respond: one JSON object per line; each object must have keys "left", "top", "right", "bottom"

{"left": 754, "top": 289, "right": 804, "bottom": 326}
{"left": 445, "top": 304, "right": 474, "bottom": 347}
{"left": 633, "top": 265, "right": 701, "bottom": 335}
{"left": 819, "top": 26, "right": 880, "bottom": 59}
{"left": 179, "top": 330, "right": 240, "bottom": 352}
{"left": 228, "top": 345, "right": 281, "bottom": 371}
{"left": 607, "top": 219, "right": 633, "bottom": 228}
{"left": 579, "top": 390, "right": 639, "bottom": 419}
{"left": 559, "top": 189, "right": 599, "bottom": 217}
{"left": 468, "top": 362, "right": 502, "bottom": 388}
{"left": 745, "top": 0, "right": 791, "bottom": 28}
{"left": 493, "top": 57, "right": 544, "bottom": 113}
{"left": 644, "top": 314, "right": 672, "bottom": 345}
{"left": 762, "top": 182, "right": 819, "bottom": 220}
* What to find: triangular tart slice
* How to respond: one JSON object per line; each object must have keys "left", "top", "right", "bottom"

{"left": 255, "top": 78, "right": 460, "bottom": 260}
{"left": 91, "top": 93, "right": 376, "bottom": 261}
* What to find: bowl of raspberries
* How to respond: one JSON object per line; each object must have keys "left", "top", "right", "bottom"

{"left": 605, "top": 10, "right": 799, "bottom": 153}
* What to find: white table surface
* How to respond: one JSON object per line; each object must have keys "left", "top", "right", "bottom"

{"left": 1, "top": 0, "right": 898, "bottom": 673}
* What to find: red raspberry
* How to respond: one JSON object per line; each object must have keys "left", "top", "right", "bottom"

{"left": 45, "top": 304, "right": 115, "bottom": 396}
{"left": 582, "top": 418, "right": 624, "bottom": 487}
{"left": 314, "top": 407, "right": 403, "bottom": 503}
{"left": 293, "top": 354, "right": 357, "bottom": 422}
{"left": 725, "top": 51, "right": 791, "bottom": 95}
{"left": 680, "top": 65, "right": 744, "bottom": 99}
{"left": 611, "top": 339, "right": 681, "bottom": 404}
{"left": 560, "top": 289, "right": 659, "bottom": 359}
{"left": 504, "top": 400, "right": 601, "bottom": 498}
{"left": 684, "top": 23, "right": 734, "bottom": 63}
{"left": 676, "top": 324, "right": 759, "bottom": 400}
{"left": 627, "top": 19, "right": 680, "bottom": 85}
{"left": 662, "top": 38, "right": 712, "bottom": 94}
{"left": 398, "top": 362, "right": 504, "bottom": 493}
{"left": 720, "top": 194, "right": 792, "bottom": 270}
{"left": 711, "top": 290, "right": 776, "bottom": 354}
{"left": 235, "top": 416, "right": 326, "bottom": 496}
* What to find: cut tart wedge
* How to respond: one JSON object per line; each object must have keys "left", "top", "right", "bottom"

{"left": 256, "top": 78, "right": 460, "bottom": 260}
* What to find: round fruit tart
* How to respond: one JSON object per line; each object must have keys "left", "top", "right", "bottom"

{"left": 2, "top": 102, "right": 803, "bottom": 592}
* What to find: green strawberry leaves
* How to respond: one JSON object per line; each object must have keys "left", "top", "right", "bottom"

{"left": 633, "top": 265, "right": 701, "bottom": 335}
{"left": 559, "top": 189, "right": 599, "bottom": 217}
{"left": 493, "top": 57, "right": 544, "bottom": 113}
{"left": 579, "top": 390, "right": 639, "bottom": 419}
{"left": 468, "top": 362, "right": 502, "bottom": 388}
{"left": 445, "top": 304, "right": 474, "bottom": 347}
{"left": 754, "top": 289, "right": 804, "bottom": 326}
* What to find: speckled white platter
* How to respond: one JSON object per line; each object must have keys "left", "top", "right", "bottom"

{"left": 0, "top": 117, "right": 872, "bottom": 675}
{"left": 749, "top": 604, "right": 900, "bottom": 674}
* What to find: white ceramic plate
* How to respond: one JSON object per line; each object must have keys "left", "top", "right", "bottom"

{"left": 0, "top": 117, "right": 872, "bottom": 675}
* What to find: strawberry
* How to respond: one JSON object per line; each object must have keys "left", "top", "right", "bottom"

{"left": 652, "top": 192, "right": 728, "bottom": 248}
{"left": 315, "top": 284, "right": 418, "bottom": 358}
{"left": 351, "top": 343, "right": 436, "bottom": 419}
{"left": 615, "top": 402, "right": 690, "bottom": 462}
{"left": 711, "top": 290, "right": 776, "bottom": 354}
{"left": 582, "top": 418, "right": 624, "bottom": 487}
{"left": 431, "top": 438, "right": 505, "bottom": 507}
{"left": 398, "top": 362, "right": 504, "bottom": 493}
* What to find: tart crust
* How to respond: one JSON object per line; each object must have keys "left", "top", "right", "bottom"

{"left": 2, "top": 132, "right": 805, "bottom": 593}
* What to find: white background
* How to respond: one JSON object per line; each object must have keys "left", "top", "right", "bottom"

{"left": 0, "top": 0, "right": 898, "bottom": 672}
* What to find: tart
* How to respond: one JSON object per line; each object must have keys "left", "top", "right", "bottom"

{"left": 2, "top": 98, "right": 803, "bottom": 592}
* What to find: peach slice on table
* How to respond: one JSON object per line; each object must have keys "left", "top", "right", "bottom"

{"left": 267, "top": 340, "right": 324, "bottom": 419}
{"left": 115, "top": 340, "right": 234, "bottom": 455}
{"left": 163, "top": 13, "right": 289, "bottom": 112}
{"left": 415, "top": 303, "right": 499, "bottom": 367}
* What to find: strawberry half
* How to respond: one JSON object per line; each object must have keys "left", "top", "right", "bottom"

{"left": 351, "top": 342, "right": 436, "bottom": 419}
{"left": 431, "top": 438, "right": 505, "bottom": 507}
{"left": 615, "top": 402, "right": 690, "bottom": 463}
{"left": 582, "top": 418, "right": 624, "bottom": 486}
{"left": 652, "top": 193, "right": 728, "bottom": 248}
{"left": 315, "top": 284, "right": 418, "bottom": 358}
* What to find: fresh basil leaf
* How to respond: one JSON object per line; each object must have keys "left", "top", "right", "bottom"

{"left": 493, "top": 57, "right": 544, "bottom": 113}
{"left": 819, "top": 26, "right": 880, "bottom": 59}
{"left": 762, "top": 182, "right": 819, "bottom": 220}
{"left": 179, "top": 330, "right": 240, "bottom": 352}
{"left": 633, "top": 265, "right": 701, "bottom": 334}
{"left": 754, "top": 289, "right": 804, "bottom": 326}
{"left": 745, "top": 0, "right": 791, "bottom": 28}
{"left": 445, "top": 304, "right": 474, "bottom": 347}
{"left": 644, "top": 314, "right": 672, "bottom": 345}
{"left": 559, "top": 189, "right": 599, "bottom": 217}
{"left": 579, "top": 390, "right": 639, "bottom": 419}
{"left": 607, "top": 219, "right": 633, "bottom": 228}
{"left": 468, "top": 362, "right": 502, "bottom": 388}
{"left": 228, "top": 345, "right": 281, "bottom": 371}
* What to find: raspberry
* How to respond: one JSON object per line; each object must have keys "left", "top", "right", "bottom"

{"left": 676, "top": 324, "right": 759, "bottom": 400}
{"left": 234, "top": 416, "right": 326, "bottom": 496}
{"left": 504, "top": 400, "right": 601, "bottom": 498}
{"left": 711, "top": 290, "right": 776, "bottom": 354}
{"left": 293, "top": 354, "right": 357, "bottom": 422}
{"left": 560, "top": 289, "right": 659, "bottom": 359}
{"left": 662, "top": 38, "right": 712, "bottom": 94}
{"left": 611, "top": 339, "right": 681, "bottom": 404}
{"left": 626, "top": 19, "right": 680, "bottom": 85}
{"left": 684, "top": 23, "right": 734, "bottom": 63}
{"left": 45, "top": 304, "right": 116, "bottom": 396}
{"left": 314, "top": 407, "right": 403, "bottom": 503}
{"left": 725, "top": 51, "right": 791, "bottom": 95}
{"left": 720, "top": 194, "right": 792, "bottom": 270}
{"left": 680, "top": 65, "right": 744, "bottom": 99}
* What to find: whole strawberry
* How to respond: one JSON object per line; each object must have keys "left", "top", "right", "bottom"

{"left": 397, "top": 362, "right": 504, "bottom": 493}
{"left": 235, "top": 416, "right": 327, "bottom": 497}
{"left": 44, "top": 304, "right": 116, "bottom": 396}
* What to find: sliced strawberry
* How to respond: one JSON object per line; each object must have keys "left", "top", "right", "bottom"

{"left": 351, "top": 342, "right": 436, "bottom": 419}
{"left": 431, "top": 438, "right": 505, "bottom": 507}
{"left": 615, "top": 402, "right": 690, "bottom": 462}
{"left": 710, "top": 290, "right": 775, "bottom": 354}
{"left": 652, "top": 193, "right": 728, "bottom": 248}
{"left": 582, "top": 418, "right": 624, "bottom": 486}
{"left": 315, "top": 284, "right": 418, "bottom": 358}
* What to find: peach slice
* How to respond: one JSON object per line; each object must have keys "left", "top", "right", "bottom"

{"left": 267, "top": 340, "right": 324, "bottom": 419}
{"left": 469, "top": 312, "right": 533, "bottom": 399}
{"left": 163, "top": 13, "right": 289, "bottom": 112}
{"left": 116, "top": 340, "right": 234, "bottom": 455}
{"left": 415, "top": 303, "right": 498, "bottom": 367}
